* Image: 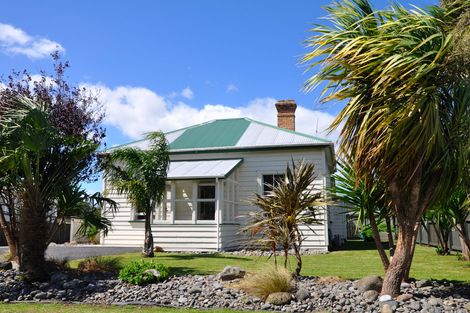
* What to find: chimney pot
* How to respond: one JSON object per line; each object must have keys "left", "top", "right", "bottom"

{"left": 275, "top": 99, "right": 297, "bottom": 131}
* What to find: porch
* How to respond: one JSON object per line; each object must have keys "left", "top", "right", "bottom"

{"left": 131, "top": 159, "right": 242, "bottom": 251}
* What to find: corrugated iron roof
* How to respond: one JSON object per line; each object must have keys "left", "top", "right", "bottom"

{"left": 167, "top": 159, "right": 243, "bottom": 179}
{"left": 107, "top": 117, "right": 332, "bottom": 153}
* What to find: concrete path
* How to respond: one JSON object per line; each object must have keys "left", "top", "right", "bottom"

{"left": 0, "top": 245, "right": 141, "bottom": 260}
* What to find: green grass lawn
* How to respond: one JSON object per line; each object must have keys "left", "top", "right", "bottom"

{"left": 0, "top": 304, "right": 253, "bottom": 313}
{"left": 70, "top": 241, "right": 470, "bottom": 283}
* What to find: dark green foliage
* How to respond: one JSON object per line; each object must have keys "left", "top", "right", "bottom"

{"left": 360, "top": 222, "right": 389, "bottom": 242}
{"left": 119, "top": 260, "right": 169, "bottom": 285}
{"left": 104, "top": 132, "right": 170, "bottom": 257}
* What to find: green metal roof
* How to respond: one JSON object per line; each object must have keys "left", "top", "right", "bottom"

{"left": 169, "top": 118, "right": 250, "bottom": 150}
{"left": 105, "top": 117, "right": 333, "bottom": 153}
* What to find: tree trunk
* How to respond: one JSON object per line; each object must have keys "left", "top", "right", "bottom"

{"left": 0, "top": 209, "right": 19, "bottom": 264}
{"left": 18, "top": 187, "right": 48, "bottom": 281}
{"left": 460, "top": 237, "right": 470, "bottom": 261}
{"left": 386, "top": 217, "right": 395, "bottom": 257}
{"left": 143, "top": 213, "right": 154, "bottom": 257}
{"left": 402, "top": 227, "right": 418, "bottom": 282}
{"left": 369, "top": 211, "right": 390, "bottom": 271}
{"left": 431, "top": 222, "right": 447, "bottom": 255}
{"left": 283, "top": 244, "right": 289, "bottom": 269}
{"left": 456, "top": 223, "right": 470, "bottom": 261}
{"left": 383, "top": 174, "right": 430, "bottom": 297}
{"left": 292, "top": 235, "right": 302, "bottom": 276}
{"left": 381, "top": 221, "right": 417, "bottom": 296}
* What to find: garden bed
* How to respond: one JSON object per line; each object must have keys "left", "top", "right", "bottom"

{"left": 0, "top": 269, "right": 469, "bottom": 313}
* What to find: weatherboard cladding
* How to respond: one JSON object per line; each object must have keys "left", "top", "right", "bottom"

{"left": 110, "top": 118, "right": 331, "bottom": 152}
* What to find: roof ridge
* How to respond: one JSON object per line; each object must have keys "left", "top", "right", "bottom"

{"left": 244, "top": 117, "right": 332, "bottom": 143}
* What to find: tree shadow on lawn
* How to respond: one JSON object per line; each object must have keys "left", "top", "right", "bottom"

{"left": 333, "top": 240, "right": 391, "bottom": 251}
{"left": 169, "top": 266, "right": 217, "bottom": 276}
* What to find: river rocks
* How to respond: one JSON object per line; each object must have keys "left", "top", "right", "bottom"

{"left": 381, "top": 303, "right": 394, "bottom": 313}
{"left": 266, "top": 292, "right": 292, "bottom": 305}
{"left": 379, "top": 294, "right": 393, "bottom": 302}
{"left": 50, "top": 272, "right": 69, "bottom": 283}
{"left": 144, "top": 269, "right": 161, "bottom": 279}
{"left": 0, "top": 268, "right": 468, "bottom": 312}
{"left": 0, "top": 261, "right": 12, "bottom": 270}
{"left": 295, "top": 288, "right": 310, "bottom": 301}
{"left": 363, "top": 290, "right": 379, "bottom": 303}
{"left": 355, "top": 275, "right": 383, "bottom": 292}
{"left": 396, "top": 293, "right": 413, "bottom": 302}
{"left": 416, "top": 279, "right": 431, "bottom": 288}
{"left": 217, "top": 266, "right": 245, "bottom": 281}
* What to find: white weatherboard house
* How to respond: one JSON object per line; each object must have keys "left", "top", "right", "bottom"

{"left": 102, "top": 100, "right": 346, "bottom": 252}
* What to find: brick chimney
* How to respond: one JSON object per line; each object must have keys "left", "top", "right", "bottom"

{"left": 275, "top": 99, "right": 297, "bottom": 131}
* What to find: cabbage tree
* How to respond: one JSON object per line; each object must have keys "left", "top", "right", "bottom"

{"left": 245, "top": 160, "right": 323, "bottom": 276}
{"left": 303, "top": 0, "right": 470, "bottom": 295}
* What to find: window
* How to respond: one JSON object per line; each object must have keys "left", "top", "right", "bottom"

{"left": 263, "top": 174, "right": 284, "bottom": 195}
{"left": 197, "top": 184, "right": 216, "bottom": 220}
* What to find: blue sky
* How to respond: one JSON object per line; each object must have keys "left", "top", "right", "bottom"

{"left": 1, "top": 0, "right": 437, "bottom": 191}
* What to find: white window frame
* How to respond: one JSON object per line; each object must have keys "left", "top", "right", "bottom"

{"left": 196, "top": 182, "right": 217, "bottom": 223}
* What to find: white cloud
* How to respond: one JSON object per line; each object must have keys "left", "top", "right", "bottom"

{"left": 0, "top": 23, "right": 64, "bottom": 59}
{"left": 87, "top": 84, "right": 339, "bottom": 143}
{"left": 226, "top": 84, "right": 239, "bottom": 93}
{"left": 180, "top": 87, "right": 193, "bottom": 99}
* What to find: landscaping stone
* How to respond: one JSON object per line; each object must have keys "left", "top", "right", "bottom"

{"left": 415, "top": 279, "right": 431, "bottom": 288}
{"left": 0, "top": 269, "right": 467, "bottom": 312}
{"left": 143, "top": 269, "right": 161, "bottom": 279}
{"left": 355, "top": 275, "right": 383, "bottom": 292}
{"left": 0, "top": 261, "right": 12, "bottom": 270}
{"left": 379, "top": 294, "right": 393, "bottom": 302}
{"left": 396, "top": 293, "right": 413, "bottom": 302}
{"left": 266, "top": 292, "right": 292, "bottom": 305}
{"left": 381, "top": 303, "right": 394, "bottom": 313}
{"left": 217, "top": 266, "right": 245, "bottom": 281}
{"left": 363, "top": 290, "right": 379, "bottom": 303}
{"left": 295, "top": 289, "right": 310, "bottom": 301}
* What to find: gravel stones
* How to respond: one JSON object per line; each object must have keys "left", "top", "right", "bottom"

{"left": 0, "top": 269, "right": 468, "bottom": 312}
{"left": 355, "top": 275, "right": 383, "bottom": 292}
{"left": 379, "top": 294, "right": 393, "bottom": 302}
{"left": 295, "top": 289, "right": 310, "bottom": 301}
{"left": 217, "top": 266, "right": 245, "bottom": 281}
{"left": 266, "top": 292, "right": 292, "bottom": 305}
{"left": 363, "top": 290, "right": 379, "bottom": 303}
{"left": 396, "top": 293, "right": 413, "bottom": 302}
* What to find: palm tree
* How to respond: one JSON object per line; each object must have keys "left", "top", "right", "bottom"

{"left": 104, "top": 132, "right": 169, "bottom": 257}
{"left": 303, "top": 0, "right": 470, "bottom": 295}
{"left": 332, "top": 159, "right": 391, "bottom": 271}
{"left": 0, "top": 96, "right": 115, "bottom": 280}
{"left": 244, "top": 160, "right": 323, "bottom": 276}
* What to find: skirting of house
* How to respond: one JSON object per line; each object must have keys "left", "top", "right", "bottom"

{"left": 101, "top": 222, "right": 329, "bottom": 252}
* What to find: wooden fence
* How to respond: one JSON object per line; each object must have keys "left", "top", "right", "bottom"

{"left": 416, "top": 221, "right": 469, "bottom": 252}
{"left": 0, "top": 223, "right": 71, "bottom": 246}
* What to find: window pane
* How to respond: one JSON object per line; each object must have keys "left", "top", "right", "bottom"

{"left": 263, "top": 175, "right": 274, "bottom": 195}
{"left": 273, "top": 174, "right": 284, "bottom": 187}
{"left": 175, "top": 201, "right": 192, "bottom": 220}
{"left": 198, "top": 185, "right": 215, "bottom": 199}
{"left": 198, "top": 201, "right": 215, "bottom": 220}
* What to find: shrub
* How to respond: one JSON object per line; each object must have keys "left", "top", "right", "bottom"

{"left": 360, "top": 222, "right": 390, "bottom": 242}
{"left": 119, "top": 260, "right": 169, "bottom": 285}
{"left": 235, "top": 266, "right": 292, "bottom": 299}
{"left": 78, "top": 256, "right": 122, "bottom": 273}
